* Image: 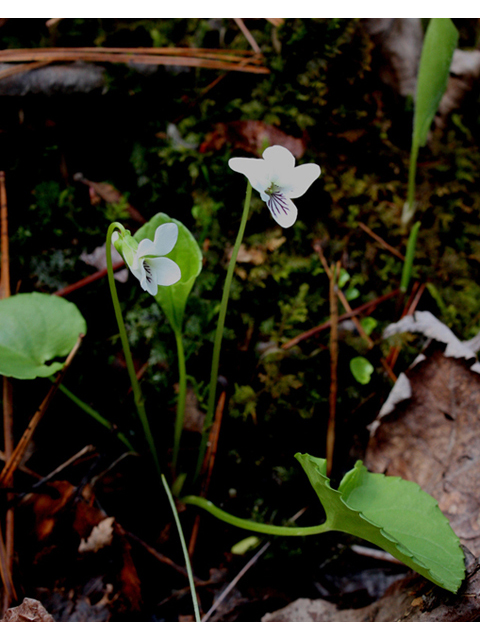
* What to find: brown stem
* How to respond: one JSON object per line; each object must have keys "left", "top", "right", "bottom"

{"left": 313, "top": 241, "right": 374, "bottom": 349}
{"left": 0, "top": 171, "right": 15, "bottom": 611}
{"left": 282, "top": 288, "right": 400, "bottom": 350}
{"left": 326, "top": 262, "right": 340, "bottom": 477}
{"left": 54, "top": 260, "right": 124, "bottom": 297}
{"left": 357, "top": 221, "right": 405, "bottom": 262}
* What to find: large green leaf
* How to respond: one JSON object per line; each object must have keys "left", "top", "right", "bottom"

{"left": 134, "top": 213, "right": 202, "bottom": 332}
{"left": 0, "top": 292, "right": 87, "bottom": 379}
{"left": 296, "top": 453, "right": 465, "bottom": 593}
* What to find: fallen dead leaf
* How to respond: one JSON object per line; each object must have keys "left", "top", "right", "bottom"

{"left": 200, "top": 120, "right": 306, "bottom": 158}
{"left": 262, "top": 547, "right": 480, "bottom": 621}
{"left": 1, "top": 597, "right": 54, "bottom": 622}
{"left": 366, "top": 348, "right": 480, "bottom": 556}
{"left": 74, "top": 173, "right": 146, "bottom": 224}
{"left": 78, "top": 516, "right": 115, "bottom": 553}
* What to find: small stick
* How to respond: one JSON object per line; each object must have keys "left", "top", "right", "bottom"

{"left": 0, "top": 526, "right": 16, "bottom": 607}
{"left": 0, "top": 59, "right": 53, "bottom": 81}
{"left": 202, "top": 507, "right": 306, "bottom": 622}
{"left": 357, "top": 221, "right": 405, "bottom": 262}
{"left": 0, "top": 171, "right": 15, "bottom": 611}
{"left": 282, "top": 289, "right": 400, "bottom": 350}
{"left": 54, "top": 260, "right": 124, "bottom": 297}
{"left": 326, "top": 262, "right": 340, "bottom": 476}
{"left": 0, "top": 171, "right": 10, "bottom": 299}
{"left": 0, "top": 335, "right": 84, "bottom": 489}
{"left": 387, "top": 282, "right": 426, "bottom": 371}
{"left": 233, "top": 19, "right": 261, "bottom": 53}
{"left": 313, "top": 241, "right": 373, "bottom": 349}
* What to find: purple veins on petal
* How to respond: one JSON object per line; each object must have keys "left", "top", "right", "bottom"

{"left": 268, "top": 191, "right": 290, "bottom": 218}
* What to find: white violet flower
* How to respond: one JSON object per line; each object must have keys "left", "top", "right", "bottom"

{"left": 228, "top": 145, "right": 321, "bottom": 228}
{"left": 113, "top": 222, "right": 181, "bottom": 295}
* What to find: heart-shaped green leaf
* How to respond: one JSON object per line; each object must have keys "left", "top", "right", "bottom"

{"left": 296, "top": 453, "right": 465, "bottom": 593}
{"left": 0, "top": 292, "right": 87, "bottom": 379}
{"left": 134, "top": 213, "right": 202, "bottom": 332}
{"left": 350, "top": 356, "right": 374, "bottom": 384}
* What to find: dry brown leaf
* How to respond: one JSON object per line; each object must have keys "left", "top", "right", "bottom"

{"left": 1, "top": 597, "right": 54, "bottom": 622}
{"left": 78, "top": 516, "right": 115, "bottom": 553}
{"left": 263, "top": 547, "right": 480, "bottom": 621}
{"left": 365, "top": 349, "right": 480, "bottom": 556}
{"left": 199, "top": 120, "right": 306, "bottom": 158}
{"left": 73, "top": 173, "right": 146, "bottom": 224}
{"left": 31, "top": 480, "right": 76, "bottom": 540}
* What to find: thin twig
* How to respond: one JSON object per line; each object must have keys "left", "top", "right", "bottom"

{"left": 204, "top": 541, "right": 271, "bottom": 622}
{"left": 0, "top": 171, "right": 15, "bottom": 612}
{"left": 0, "top": 525, "right": 16, "bottom": 606}
{"left": 54, "top": 260, "right": 124, "bottom": 297}
{"left": 202, "top": 507, "right": 306, "bottom": 622}
{"left": 233, "top": 19, "right": 261, "bottom": 53}
{"left": 387, "top": 282, "right": 426, "bottom": 371}
{"left": 313, "top": 240, "right": 373, "bottom": 349}
{"left": 326, "top": 262, "right": 340, "bottom": 476}
{"left": 0, "top": 48, "right": 270, "bottom": 74}
{"left": 124, "top": 527, "right": 206, "bottom": 583}
{"left": 282, "top": 289, "right": 400, "bottom": 350}
{"left": 0, "top": 172, "right": 9, "bottom": 299}
{"left": 0, "top": 59, "right": 54, "bottom": 81}
{"left": 357, "top": 221, "right": 405, "bottom": 262}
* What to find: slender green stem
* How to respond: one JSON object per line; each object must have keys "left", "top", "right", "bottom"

{"left": 195, "top": 182, "right": 252, "bottom": 481}
{"left": 161, "top": 475, "right": 201, "bottom": 622}
{"left": 106, "top": 223, "right": 161, "bottom": 477}
{"left": 53, "top": 379, "right": 135, "bottom": 451}
{"left": 182, "top": 495, "right": 330, "bottom": 537}
{"left": 400, "top": 220, "right": 421, "bottom": 292}
{"left": 407, "top": 143, "right": 419, "bottom": 214}
{"left": 172, "top": 327, "right": 187, "bottom": 475}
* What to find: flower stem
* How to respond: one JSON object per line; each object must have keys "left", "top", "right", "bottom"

{"left": 106, "top": 223, "right": 161, "bottom": 478}
{"left": 195, "top": 181, "right": 252, "bottom": 481}
{"left": 161, "top": 475, "right": 201, "bottom": 621}
{"left": 172, "top": 326, "right": 187, "bottom": 475}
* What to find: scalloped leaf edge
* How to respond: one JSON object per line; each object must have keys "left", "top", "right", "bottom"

{"left": 295, "top": 453, "right": 465, "bottom": 593}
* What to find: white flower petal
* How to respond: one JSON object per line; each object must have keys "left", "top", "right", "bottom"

{"left": 286, "top": 163, "right": 321, "bottom": 199}
{"left": 152, "top": 222, "right": 179, "bottom": 256}
{"left": 148, "top": 256, "right": 181, "bottom": 287}
{"left": 136, "top": 236, "right": 155, "bottom": 259}
{"left": 228, "top": 157, "right": 270, "bottom": 194}
{"left": 262, "top": 145, "right": 296, "bottom": 171}
{"left": 140, "top": 269, "right": 159, "bottom": 296}
{"left": 266, "top": 193, "right": 297, "bottom": 228}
